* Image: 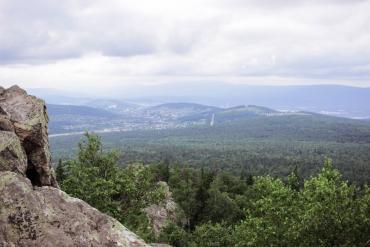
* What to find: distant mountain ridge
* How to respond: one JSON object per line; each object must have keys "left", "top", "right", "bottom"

{"left": 135, "top": 84, "right": 370, "bottom": 119}
{"left": 149, "top": 102, "right": 221, "bottom": 113}
{"left": 47, "top": 104, "right": 118, "bottom": 118}
{"left": 47, "top": 104, "right": 122, "bottom": 134}
{"left": 46, "top": 100, "right": 369, "bottom": 135}
{"left": 30, "top": 85, "right": 370, "bottom": 118}
{"left": 28, "top": 85, "right": 370, "bottom": 118}
{"left": 222, "top": 105, "right": 277, "bottom": 114}
{"left": 145, "top": 102, "right": 221, "bottom": 120}
{"left": 84, "top": 99, "right": 140, "bottom": 113}
{"left": 179, "top": 104, "right": 309, "bottom": 124}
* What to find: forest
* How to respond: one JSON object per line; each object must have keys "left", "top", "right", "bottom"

{"left": 51, "top": 114, "right": 370, "bottom": 185}
{"left": 56, "top": 133, "right": 370, "bottom": 246}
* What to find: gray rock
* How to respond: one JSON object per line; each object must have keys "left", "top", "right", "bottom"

{"left": 0, "top": 115, "right": 15, "bottom": 132}
{"left": 0, "top": 131, "right": 27, "bottom": 175}
{"left": 0, "top": 171, "right": 150, "bottom": 247}
{"left": 0, "top": 85, "right": 57, "bottom": 187}
{"left": 143, "top": 182, "right": 180, "bottom": 234}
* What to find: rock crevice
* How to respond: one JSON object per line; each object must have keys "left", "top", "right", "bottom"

{"left": 0, "top": 85, "right": 57, "bottom": 187}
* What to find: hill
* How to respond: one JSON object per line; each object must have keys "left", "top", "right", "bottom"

{"left": 47, "top": 104, "right": 118, "bottom": 118}
{"left": 151, "top": 102, "right": 219, "bottom": 110}
{"left": 29, "top": 85, "right": 370, "bottom": 118}
{"left": 180, "top": 105, "right": 294, "bottom": 124}
{"left": 47, "top": 104, "right": 121, "bottom": 134}
{"left": 84, "top": 99, "right": 140, "bottom": 113}
{"left": 146, "top": 102, "right": 221, "bottom": 120}
{"left": 117, "top": 84, "right": 370, "bottom": 118}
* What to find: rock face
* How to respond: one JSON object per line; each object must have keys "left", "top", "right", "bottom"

{"left": 144, "top": 182, "right": 180, "bottom": 234}
{"left": 0, "top": 86, "right": 57, "bottom": 187}
{"left": 0, "top": 171, "right": 149, "bottom": 247}
{"left": 0, "top": 132, "right": 27, "bottom": 175}
{"left": 0, "top": 86, "right": 152, "bottom": 247}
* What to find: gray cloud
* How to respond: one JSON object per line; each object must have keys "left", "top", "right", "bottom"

{"left": 0, "top": 0, "right": 369, "bottom": 90}
{"left": 0, "top": 0, "right": 161, "bottom": 63}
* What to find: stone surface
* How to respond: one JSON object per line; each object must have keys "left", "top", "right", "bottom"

{"left": 143, "top": 182, "right": 180, "bottom": 234}
{"left": 0, "top": 131, "right": 27, "bottom": 175}
{"left": 0, "top": 85, "right": 57, "bottom": 187}
{"left": 0, "top": 115, "right": 14, "bottom": 132}
{"left": 0, "top": 171, "right": 150, "bottom": 247}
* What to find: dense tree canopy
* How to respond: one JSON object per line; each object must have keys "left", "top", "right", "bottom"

{"left": 57, "top": 133, "right": 370, "bottom": 246}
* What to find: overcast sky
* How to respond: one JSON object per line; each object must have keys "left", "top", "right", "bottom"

{"left": 1, "top": 0, "right": 370, "bottom": 94}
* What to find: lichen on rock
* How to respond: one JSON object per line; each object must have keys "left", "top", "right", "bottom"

{"left": 0, "top": 131, "right": 27, "bottom": 175}
{"left": 0, "top": 85, "right": 57, "bottom": 187}
{"left": 0, "top": 171, "right": 150, "bottom": 247}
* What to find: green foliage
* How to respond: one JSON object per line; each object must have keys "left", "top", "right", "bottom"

{"left": 287, "top": 166, "right": 302, "bottom": 191}
{"left": 58, "top": 133, "right": 164, "bottom": 240}
{"left": 234, "top": 176, "right": 299, "bottom": 246}
{"left": 296, "top": 159, "right": 370, "bottom": 246}
{"left": 233, "top": 160, "right": 370, "bottom": 247}
{"left": 203, "top": 173, "right": 245, "bottom": 225}
{"left": 192, "top": 222, "right": 234, "bottom": 247}
{"left": 150, "top": 159, "right": 171, "bottom": 182}
{"left": 161, "top": 162, "right": 370, "bottom": 246}
{"left": 157, "top": 222, "right": 190, "bottom": 247}
{"left": 168, "top": 166, "right": 200, "bottom": 229}
{"left": 57, "top": 133, "right": 370, "bottom": 246}
{"left": 55, "top": 159, "right": 67, "bottom": 183}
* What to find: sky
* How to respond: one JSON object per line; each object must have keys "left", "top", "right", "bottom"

{"left": 0, "top": 0, "right": 370, "bottom": 94}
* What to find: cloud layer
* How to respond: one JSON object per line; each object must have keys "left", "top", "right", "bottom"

{"left": 1, "top": 0, "right": 370, "bottom": 92}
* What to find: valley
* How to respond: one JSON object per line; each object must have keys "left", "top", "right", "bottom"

{"left": 48, "top": 102, "right": 330, "bottom": 135}
{"left": 49, "top": 102, "right": 370, "bottom": 185}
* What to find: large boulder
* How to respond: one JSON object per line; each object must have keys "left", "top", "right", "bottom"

{"left": 0, "top": 171, "right": 150, "bottom": 247}
{"left": 0, "top": 85, "right": 57, "bottom": 187}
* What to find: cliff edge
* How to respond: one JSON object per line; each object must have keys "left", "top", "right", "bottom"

{"left": 0, "top": 86, "right": 152, "bottom": 247}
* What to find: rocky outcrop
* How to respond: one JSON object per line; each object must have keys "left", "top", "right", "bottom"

{"left": 0, "top": 132, "right": 27, "bottom": 175}
{"left": 0, "top": 86, "right": 57, "bottom": 187}
{"left": 143, "top": 182, "right": 180, "bottom": 234}
{"left": 0, "top": 171, "right": 149, "bottom": 247}
{"left": 0, "top": 86, "right": 155, "bottom": 247}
